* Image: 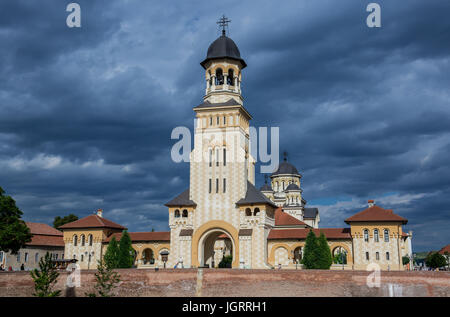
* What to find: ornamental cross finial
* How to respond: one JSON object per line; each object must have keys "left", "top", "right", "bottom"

{"left": 217, "top": 15, "right": 231, "bottom": 36}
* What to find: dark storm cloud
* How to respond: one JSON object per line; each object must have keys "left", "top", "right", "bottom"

{"left": 0, "top": 0, "right": 449, "bottom": 250}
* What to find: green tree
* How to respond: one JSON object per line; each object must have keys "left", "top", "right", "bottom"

{"left": 317, "top": 232, "right": 332, "bottom": 269}
{"left": 302, "top": 230, "right": 319, "bottom": 269}
{"left": 333, "top": 251, "right": 347, "bottom": 265}
{"left": 118, "top": 230, "right": 134, "bottom": 268}
{"left": 402, "top": 256, "right": 410, "bottom": 266}
{"left": 53, "top": 214, "right": 78, "bottom": 228}
{"left": 103, "top": 236, "right": 119, "bottom": 269}
{"left": 218, "top": 255, "right": 233, "bottom": 268}
{"left": 30, "top": 252, "right": 61, "bottom": 297}
{"left": 425, "top": 252, "right": 447, "bottom": 269}
{"left": 86, "top": 259, "right": 120, "bottom": 297}
{"left": 0, "top": 186, "right": 32, "bottom": 254}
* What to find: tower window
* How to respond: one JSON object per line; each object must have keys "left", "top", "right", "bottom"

{"left": 223, "top": 148, "right": 226, "bottom": 166}
{"left": 223, "top": 178, "right": 226, "bottom": 193}
{"left": 376, "top": 252, "right": 380, "bottom": 260}
{"left": 216, "top": 148, "right": 219, "bottom": 166}
{"left": 217, "top": 116, "right": 219, "bottom": 125}
{"left": 174, "top": 209, "right": 180, "bottom": 218}
{"left": 210, "top": 117, "right": 212, "bottom": 126}
{"left": 216, "top": 178, "right": 219, "bottom": 193}
{"left": 209, "top": 179, "right": 212, "bottom": 193}
{"left": 365, "top": 252, "right": 369, "bottom": 261}
{"left": 182, "top": 209, "right": 188, "bottom": 217}
{"left": 209, "top": 149, "right": 212, "bottom": 167}
{"left": 73, "top": 235, "right": 78, "bottom": 246}
{"left": 215, "top": 68, "right": 224, "bottom": 85}
{"left": 386, "top": 252, "right": 390, "bottom": 261}
{"left": 223, "top": 116, "right": 226, "bottom": 125}
{"left": 228, "top": 69, "right": 234, "bottom": 85}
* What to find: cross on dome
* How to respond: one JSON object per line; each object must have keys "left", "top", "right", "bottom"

{"left": 217, "top": 15, "right": 231, "bottom": 36}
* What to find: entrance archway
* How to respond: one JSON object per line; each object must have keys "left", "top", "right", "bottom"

{"left": 191, "top": 220, "right": 240, "bottom": 268}
{"left": 142, "top": 248, "right": 155, "bottom": 265}
{"left": 199, "top": 231, "right": 234, "bottom": 268}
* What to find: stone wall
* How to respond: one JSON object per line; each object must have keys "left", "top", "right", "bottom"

{"left": 0, "top": 269, "right": 449, "bottom": 297}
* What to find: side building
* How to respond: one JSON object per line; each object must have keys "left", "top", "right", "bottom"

{"left": 0, "top": 222, "right": 64, "bottom": 271}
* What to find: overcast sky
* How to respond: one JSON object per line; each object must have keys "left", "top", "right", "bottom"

{"left": 1, "top": 0, "right": 449, "bottom": 251}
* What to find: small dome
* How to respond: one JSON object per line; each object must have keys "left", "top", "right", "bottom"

{"left": 260, "top": 183, "right": 273, "bottom": 192}
{"left": 271, "top": 161, "right": 300, "bottom": 176}
{"left": 285, "top": 183, "right": 300, "bottom": 191}
{"left": 200, "top": 35, "right": 247, "bottom": 69}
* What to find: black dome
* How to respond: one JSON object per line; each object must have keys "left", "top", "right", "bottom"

{"left": 285, "top": 183, "right": 300, "bottom": 191}
{"left": 200, "top": 35, "right": 247, "bottom": 69}
{"left": 271, "top": 161, "right": 300, "bottom": 176}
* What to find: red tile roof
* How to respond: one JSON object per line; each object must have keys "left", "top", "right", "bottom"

{"left": 274, "top": 207, "right": 308, "bottom": 227}
{"left": 345, "top": 205, "right": 407, "bottom": 224}
{"left": 58, "top": 214, "right": 126, "bottom": 230}
{"left": 104, "top": 231, "right": 170, "bottom": 243}
{"left": 27, "top": 234, "right": 65, "bottom": 247}
{"left": 439, "top": 244, "right": 450, "bottom": 255}
{"left": 268, "top": 228, "right": 351, "bottom": 240}
{"left": 26, "top": 222, "right": 62, "bottom": 236}
{"left": 23, "top": 222, "right": 64, "bottom": 247}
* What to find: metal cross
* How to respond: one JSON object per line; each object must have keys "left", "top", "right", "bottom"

{"left": 217, "top": 15, "right": 231, "bottom": 35}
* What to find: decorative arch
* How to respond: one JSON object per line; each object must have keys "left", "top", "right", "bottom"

{"left": 268, "top": 243, "right": 291, "bottom": 265}
{"left": 329, "top": 243, "right": 352, "bottom": 264}
{"left": 191, "top": 220, "right": 239, "bottom": 268}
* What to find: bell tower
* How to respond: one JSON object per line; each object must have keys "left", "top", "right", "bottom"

{"left": 200, "top": 15, "right": 247, "bottom": 105}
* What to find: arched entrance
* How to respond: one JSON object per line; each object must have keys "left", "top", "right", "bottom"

{"left": 191, "top": 220, "right": 240, "bottom": 268}
{"left": 142, "top": 248, "right": 155, "bottom": 265}
{"left": 332, "top": 246, "right": 348, "bottom": 265}
{"left": 199, "top": 230, "right": 234, "bottom": 268}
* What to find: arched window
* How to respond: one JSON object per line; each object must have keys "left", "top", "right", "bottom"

{"left": 35, "top": 253, "right": 39, "bottom": 263}
{"left": 81, "top": 254, "right": 84, "bottom": 262}
{"left": 376, "top": 252, "right": 380, "bottom": 260}
{"left": 209, "top": 148, "right": 212, "bottom": 167}
{"left": 215, "top": 68, "right": 224, "bottom": 85}
{"left": 384, "top": 229, "right": 389, "bottom": 242}
{"left": 227, "top": 69, "right": 234, "bottom": 85}
{"left": 282, "top": 181, "right": 285, "bottom": 190}
{"left": 81, "top": 234, "right": 85, "bottom": 246}
{"left": 293, "top": 247, "right": 302, "bottom": 263}
{"left": 174, "top": 209, "right": 180, "bottom": 218}
{"left": 363, "top": 229, "right": 369, "bottom": 242}
{"left": 386, "top": 252, "right": 390, "bottom": 261}
{"left": 182, "top": 209, "right": 188, "bottom": 217}
{"left": 223, "top": 148, "right": 226, "bottom": 166}
{"left": 374, "top": 229, "right": 379, "bottom": 242}
{"left": 73, "top": 235, "right": 78, "bottom": 246}
{"left": 365, "top": 252, "right": 369, "bottom": 261}
{"left": 88, "top": 234, "right": 93, "bottom": 246}
{"left": 254, "top": 208, "right": 260, "bottom": 216}
{"left": 245, "top": 208, "right": 252, "bottom": 217}
{"left": 216, "top": 148, "right": 219, "bottom": 167}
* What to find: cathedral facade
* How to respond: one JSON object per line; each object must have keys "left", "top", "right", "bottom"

{"left": 59, "top": 26, "right": 413, "bottom": 271}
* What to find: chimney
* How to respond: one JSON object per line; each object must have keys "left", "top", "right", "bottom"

{"left": 368, "top": 199, "right": 375, "bottom": 208}
{"left": 97, "top": 209, "right": 103, "bottom": 218}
